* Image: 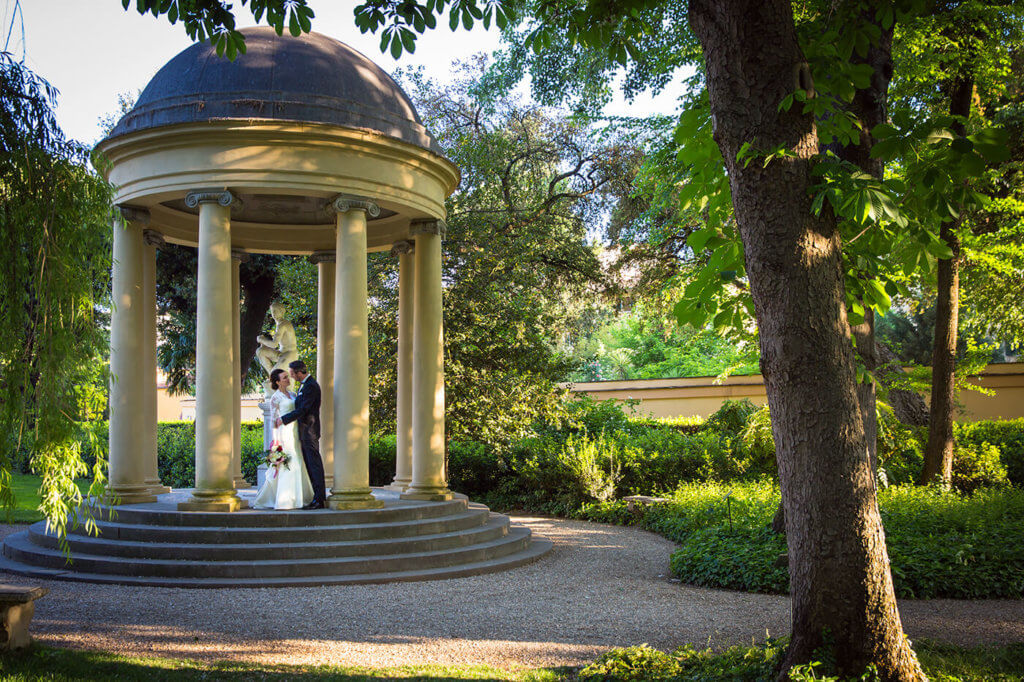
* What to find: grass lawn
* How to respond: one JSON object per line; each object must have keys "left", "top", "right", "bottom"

{"left": 1, "top": 474, "right": 92, "bottom": 524}
{"left": 0, "top": 642, "right": 1021, "bottom": 681}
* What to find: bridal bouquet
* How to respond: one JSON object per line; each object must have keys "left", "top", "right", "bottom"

{"left": 264, "top": 442, "right": 291, "bottom": 478}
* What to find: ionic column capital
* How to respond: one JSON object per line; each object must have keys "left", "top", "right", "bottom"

{"left": 390, "top": 240, "right": 415, "bottom": 257}
{"left": 309, "top": 250, "right": 336, "bottom": 264}
{"left": 331, "top": 194, "right": 380, "bottom": 218}
{"left": 142, "top": 229, "right": 166, "bottom": 248}
{"left": 185, "top": 189, "right": 237, "bottom": 208}
{"left": 231, "top": 248, "right": 250, "bottom": 263}
{"left": 118, "top": 205, "right": 150, "bottom": 225}
{"left": 410, "top": 218, "right": 447, "bottom": 238}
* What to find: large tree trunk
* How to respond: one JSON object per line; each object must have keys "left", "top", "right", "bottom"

{"left": 875, "top": 341, "right": 930, "bottom": 427}
{"left": 921, "top": 75, "right": 972, "bottom": 486}
{"left": 689, "top": 1, "right": 924, "bottom": 678}
{"left": 852, "top": 310, "right": 880, "bottom": 472}
{"left": 238, "top": 265, "right": 276, "bottom": 388}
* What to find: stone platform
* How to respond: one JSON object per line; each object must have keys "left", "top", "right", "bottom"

{"left": 0, "top": 489, "right": 550, "bottom": 587}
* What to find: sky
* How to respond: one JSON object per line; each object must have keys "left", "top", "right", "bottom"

{"left": 6, "top": 0, "right": 683, "bottom": 146}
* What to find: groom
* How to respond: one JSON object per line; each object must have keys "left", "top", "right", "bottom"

{"left": 276, "top": 360, "right": 327, "bottom": 509}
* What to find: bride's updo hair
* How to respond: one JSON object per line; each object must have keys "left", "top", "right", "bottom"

{"left": 270, "top": 368, "right": 286, "bottom": 390}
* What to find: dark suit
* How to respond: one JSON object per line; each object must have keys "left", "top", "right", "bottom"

{"left": 281, "top": 375, "right": 327, "bottom": 505}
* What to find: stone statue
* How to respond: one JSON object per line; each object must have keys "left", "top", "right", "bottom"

{"left": 256, "top": 302, "right": 298, "bottom": 392}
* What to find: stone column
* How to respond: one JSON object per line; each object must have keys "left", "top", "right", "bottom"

{"left": 402, "top": 219, "right": 453, "bottom": 501}
{"left": 310, "top": 251, "right": 336, "bottom": 490}
{"left": 107, "top": 207, "right": 158, "bottom": 505}
{"left": 231, "top": 249, "right": 250, "bottom": 489}
{"left": 142, "top": 228, "right": 171, "bottom": 495}
{"left": 387, "top": 239, "right": 415, "bottom": 491}
{"left": 328, "top": 195, "right": 383, "bottom": 509}
{"left": 179, "top": 190, "right": 244, "bottom": 512}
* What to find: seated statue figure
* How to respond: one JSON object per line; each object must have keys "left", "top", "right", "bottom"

{"left": 256, "top": 302, "right": 299, "bottom": 391}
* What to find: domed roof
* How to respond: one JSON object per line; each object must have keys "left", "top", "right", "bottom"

{"left": 105, "top": 27, "right": 441, "bottom": 154}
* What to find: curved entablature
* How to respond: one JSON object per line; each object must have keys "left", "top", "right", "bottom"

{"left": 96, "top": 121, "right": 460, "bottom": 255}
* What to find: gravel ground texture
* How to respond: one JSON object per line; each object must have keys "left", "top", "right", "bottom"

{"left": 1, "top": 517, "right": 1021, "bottom": 670}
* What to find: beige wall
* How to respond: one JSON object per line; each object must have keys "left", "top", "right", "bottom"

{"left": 567, "top": 362, "right": 1024, "bottom": 422}
{"left": 156, "top": 376, "right": 263, "bottom": 422}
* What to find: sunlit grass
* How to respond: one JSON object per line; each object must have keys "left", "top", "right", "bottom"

{"left": 0, "top": 474, "right": 91, "bottom": 524}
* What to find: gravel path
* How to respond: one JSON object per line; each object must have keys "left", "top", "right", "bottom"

{"left": 1, "top": 517, "right": 1021, "bottom": 669}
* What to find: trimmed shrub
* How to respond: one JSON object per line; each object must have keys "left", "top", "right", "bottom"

{"left": 700, "top": 398, "right": 759, "bottom": 438}
{"left": 368, "top": 435, "right": 397, "bottom": 486}
{"left": 579, "top": 482, "right": 1024, "bottom": 599}
{"left": 956, "top": 418, "right": 1024, "bottom": 486}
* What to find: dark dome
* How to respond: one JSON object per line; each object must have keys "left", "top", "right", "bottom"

{"left": 106, "top": 27, "right": 441, "bottom": 154}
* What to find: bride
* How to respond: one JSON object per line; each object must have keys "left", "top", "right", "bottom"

{"left": 253, "top": 368, "right": 314, "bottom": 510}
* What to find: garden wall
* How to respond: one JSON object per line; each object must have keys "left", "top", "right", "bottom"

{"left": 566, "top": 362, "right": 1024, "bottom": 421}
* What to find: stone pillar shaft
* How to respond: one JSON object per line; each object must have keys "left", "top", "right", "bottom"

{"left": 142, "top": 231, "right": 170, "bottom": 495}
{"left": 180, "top": 191, "right": 243, "bottom": 512}
{"left": 313, "top": 252, "right": 336, "bottom": 490}
{"left": 231, "top": 251, "right": 249, "bottom": 489}
{"left": 389, "top": 241, "right": 415, "bottom": 490}
{"left": 108, "top": 212, "right": 157, "bottom": 505}
{"left": 402, "top": 223, "right": 452, "bottom": 501}
{"left": 329, "top": 196, "right": 383, "bottom": 509}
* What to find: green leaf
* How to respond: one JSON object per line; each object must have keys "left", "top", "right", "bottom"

{"left": 951, "top": 137, "right": 973, "bottom": 154}
{"left": 686, "top": 228, "right": 717, "bottom": 253}
{"left": 871, "top": 123, "right": 898, "bottom": 140}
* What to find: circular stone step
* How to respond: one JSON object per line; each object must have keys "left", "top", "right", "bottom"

{"left": 0, "top": 488, "right": 550, "bottom": 586}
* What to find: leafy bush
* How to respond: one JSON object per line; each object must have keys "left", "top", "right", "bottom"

{"left": 956, "top": 418, "right": 1024, "bottom": 486}
{"left": 368, "top": 435, "right": 397, "bottom": 486}
{"left": 877, "top": 407, "right": 926, "bottom": 486}
{"left": 579, "top": 640, "right": 1024, "bottom": 681}
{"left": 628, "top": 415, "right": 704, "bottom": 434}
{"left": 700, "top": 399, "right": 759, "bottom": 438}
{"left": 155, "top": 421, "right": 264, "bottom": 488}
{"left": 580, "top": 482, "right": 1024, "bottom": 599}
{"left": 952, "top": 441, "right": 1008, "bottom": 492}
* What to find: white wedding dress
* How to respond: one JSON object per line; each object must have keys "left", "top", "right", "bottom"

{"left": 253, "top": 390, "right": 314, "bottom": 510}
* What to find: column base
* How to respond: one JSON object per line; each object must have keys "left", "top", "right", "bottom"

{"left": 232, "top": 476, "right": 251, "bottom": 489}
{"left": 328, "top": 489, "right": 384, "bottom": 510}
{"left": 178, "top": 490, "right": 247, "bottom": 512}
{"left": 401, "top": 485, "right": 454, "bottom": 501}
{"left": 384, "top": 477, "right": 412, "bottom": 492}
{"left": 144, "top": 478, "right": 171, "bottom": 496}
{"left": 104, "top": 485, "right": 158, "bottom": 506}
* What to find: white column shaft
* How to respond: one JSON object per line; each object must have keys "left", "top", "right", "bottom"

{"left": 108, "top": 217, "right": 157, "bottom": 504}
{"left": 329, "top": 209, "right": 380, "bottom": 508}
{"left": 142, "top": 241, "right": 168, "bottom": 494}
{"left": 231, "top": 256, "right": 247, "bottom": 488}
{"left": 317, "top": 259, "right": 336, "bottom": 489}
{"left": 182, "top": 200, "right": 242, "bottom": 511}
{"left": 403, "top": 231, "right": 451, "bottom": 500}
{"left": 392, "top": 250, "right": 415, "bottom": 489}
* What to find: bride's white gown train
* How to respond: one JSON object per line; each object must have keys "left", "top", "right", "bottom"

{"left": 253, "top": 390, "right": 314, "bottom": 510}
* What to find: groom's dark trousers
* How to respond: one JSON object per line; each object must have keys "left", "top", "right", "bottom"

{"left": 281, "top": 376, "right": 327, "bottom": 505}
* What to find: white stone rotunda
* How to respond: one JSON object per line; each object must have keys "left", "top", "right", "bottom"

{"left": 0, "top": 28, "right": 549, "bottom": 586}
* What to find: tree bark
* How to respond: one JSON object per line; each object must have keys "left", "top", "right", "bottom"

{"left": 238, "top": 267, "right": 276, "bottom": 388}
{"left": 852, "top": 309, "right": 880, "bottom": 472}
{"left": 688, "top": 1, "right": 924, "bottom": 678}
{"left": 921, "top": 75, "right": 972, "bottom": 486}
